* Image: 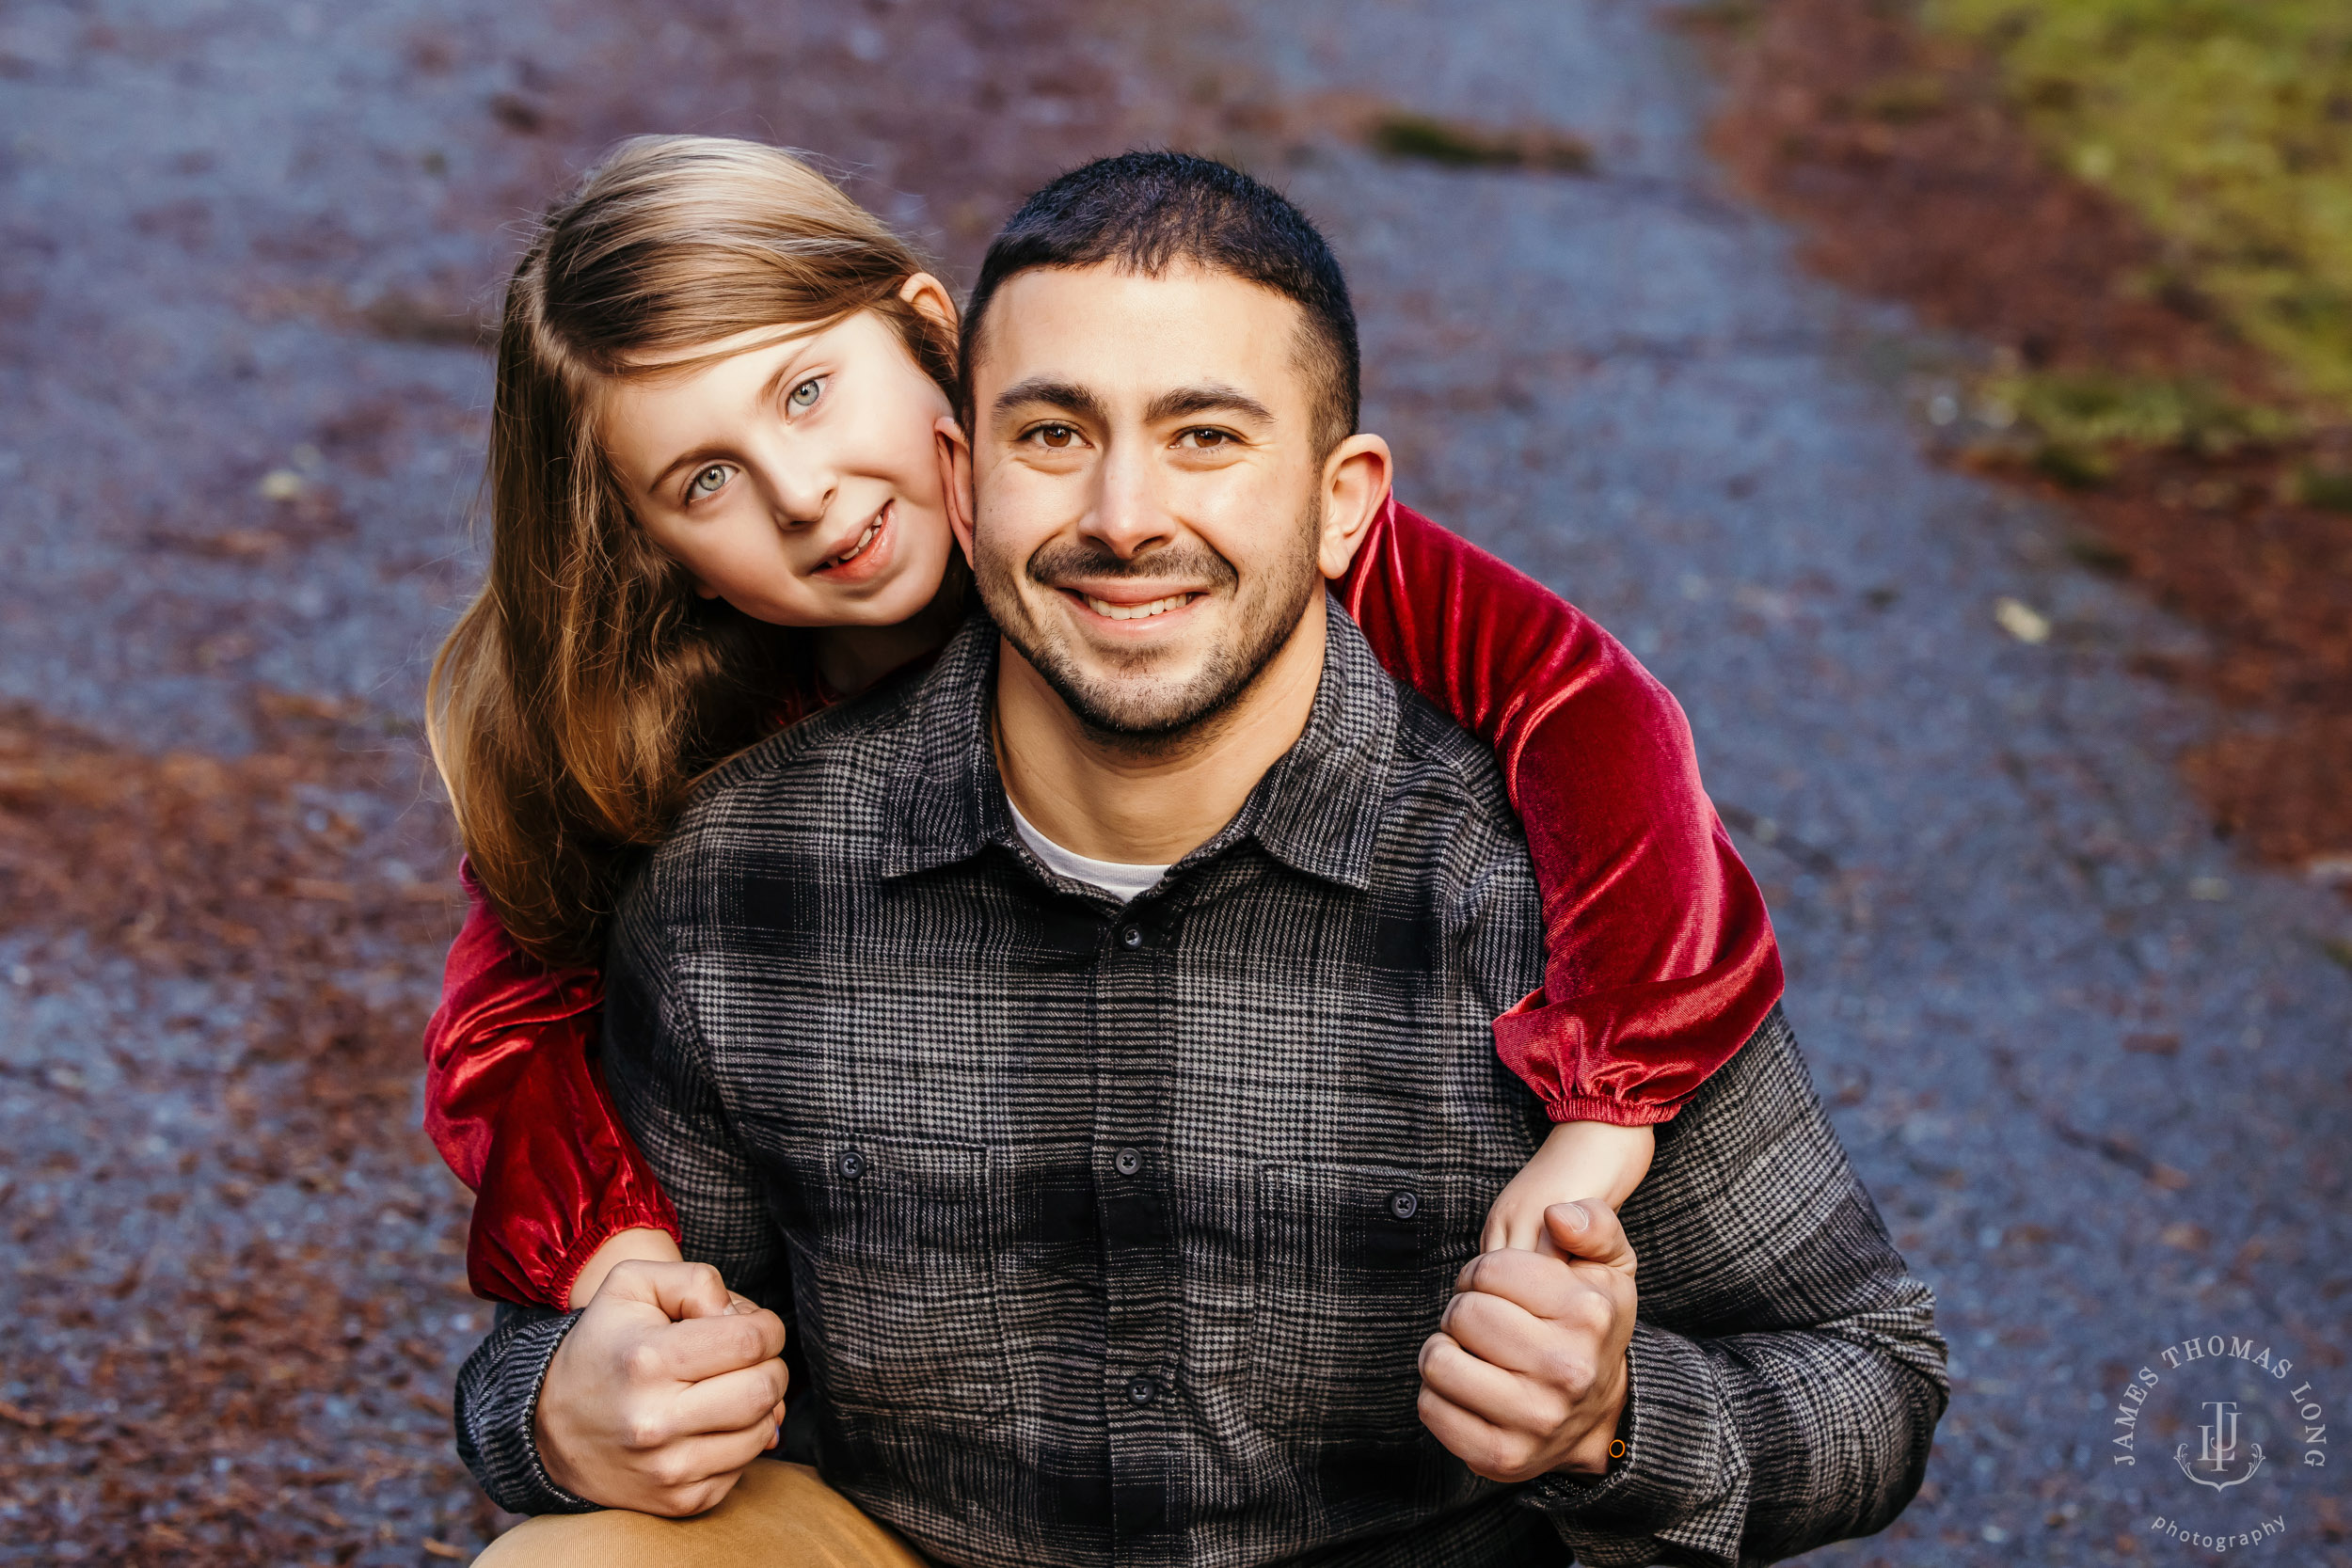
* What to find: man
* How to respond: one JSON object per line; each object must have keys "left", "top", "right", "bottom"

{"left": 459, "top": 152, "right": 1947, "bottom": 1565}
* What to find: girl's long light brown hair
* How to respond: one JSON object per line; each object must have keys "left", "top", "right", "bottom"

{"left": 428, "top": 135, "right": 957, "bottom": 967}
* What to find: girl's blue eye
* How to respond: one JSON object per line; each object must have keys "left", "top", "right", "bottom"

{"left": 688, "top": 464, "right": 732, "bottom": 499}
{"left": 789, "top": 377, "right": 823, "bottom": 410}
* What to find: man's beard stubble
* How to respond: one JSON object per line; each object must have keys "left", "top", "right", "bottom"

{"left": 977, "top": 503, "right": 1323, "bottom": 755}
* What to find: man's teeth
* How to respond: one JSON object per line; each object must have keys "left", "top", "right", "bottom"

{"left": 830, "top": 518, "right": 881, "bottom": 566}
{"left": 1084, "top": 594, "right": 1192, "bottom": 621}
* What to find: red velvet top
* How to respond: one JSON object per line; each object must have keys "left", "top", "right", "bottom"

{"left": 422, "top": 499, "right": 1783, "bottom": 1307}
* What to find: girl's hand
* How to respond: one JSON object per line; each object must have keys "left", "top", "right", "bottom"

{"left": 567, "top": 1226, "right": 687, "bottom": 1310}
{"left": 1479, "top": 1121, "right": 1654, "bottom": 1256}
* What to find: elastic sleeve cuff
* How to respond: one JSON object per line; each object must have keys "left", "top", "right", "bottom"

{"left": 453, "top": 1305, "right": 599, "bottom": 1516}
{"left": 1521, "top": 1323, "right": 1750, "bottom": 1567}
{"left": 1492, "top": 991, "right": 1693, "bottom": 1126}
{"left": 548, "top": 1210, "right": 685, "bottom": 1313}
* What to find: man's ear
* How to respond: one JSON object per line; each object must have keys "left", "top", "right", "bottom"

{"left": 936, "top": 413, "right": 977, "bottom": 561}
{"left": 900, "top": 271, "right": 961, "bottom": 334}
{"left": 1316, "top": 433, "right": 1392, "bottom": 581}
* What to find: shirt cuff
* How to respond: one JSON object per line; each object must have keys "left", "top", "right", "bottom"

{"left": 453, "top": 1305, "right": 599, "bottom": 1517}
{"left": 1520, "top": 1323, "right": 1750, "bottom": 1567}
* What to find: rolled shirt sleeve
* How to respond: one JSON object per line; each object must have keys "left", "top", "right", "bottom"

{"left": 453, "top": 1303, "right": 596, "bottom": 1518}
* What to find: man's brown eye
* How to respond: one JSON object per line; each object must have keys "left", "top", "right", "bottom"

{"left": 1041, "top": 426, "right": 1073, "bottom": 449}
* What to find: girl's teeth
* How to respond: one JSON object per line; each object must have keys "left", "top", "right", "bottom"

{"left": 832, "top": 519, "right": 880, "bottom": 566}
{"left": 1085, "top": 594, "right": 1191, "bottom": 621}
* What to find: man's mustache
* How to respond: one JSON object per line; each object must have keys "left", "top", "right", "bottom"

{"left": 1025, "top": 540, "right": 1239, "bottom": 593}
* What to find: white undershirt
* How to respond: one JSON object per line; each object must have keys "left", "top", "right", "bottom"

{"left": 1007, "top": 797, "right": 1170, "bottom": 904}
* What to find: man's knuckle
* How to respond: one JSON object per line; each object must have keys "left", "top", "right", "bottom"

{"left": 621, "top": 1340, "right": 669, "bottom": 1385}
{"left": 1549, "top": 1348, "right": 1597, "bottom": 1394}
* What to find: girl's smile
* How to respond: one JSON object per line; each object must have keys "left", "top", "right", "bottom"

{"left": 814, "top": 498, "right": 896, "bottom": 581}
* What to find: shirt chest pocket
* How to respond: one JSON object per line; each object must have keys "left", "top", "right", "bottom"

{"left": 778, "top": 1135, "right": 1011, "bottom": 1422}
{"left": 1248, "top": 1162, "right": 1481, "bottom": 1446}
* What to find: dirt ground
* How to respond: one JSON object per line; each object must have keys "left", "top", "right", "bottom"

{"left": 1684, "top": 0, "right": 2352, "bottom": 871}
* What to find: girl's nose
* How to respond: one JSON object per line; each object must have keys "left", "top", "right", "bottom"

{"left": 769, "top": 467, "right": 834, "bottom": 529}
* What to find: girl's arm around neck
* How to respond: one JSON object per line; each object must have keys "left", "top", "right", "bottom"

{"left": 1334, "top": 499, "right": 1784, "bottom": 1128}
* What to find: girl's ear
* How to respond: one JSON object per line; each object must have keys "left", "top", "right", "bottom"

{"left": 935, "top": 413, "right": 977, "bottom": 560}
{"left": 1316, "top": 433, "right": 1392, "bottom": 581}
{"left": 900, "top": 271, "right": 961, "bottom": 333}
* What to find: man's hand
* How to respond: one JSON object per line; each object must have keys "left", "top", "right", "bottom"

{"left": 535, "top": 1259, "right": 790, "bottom": 1516}
{"left": 1419, "top": 1199, "right": 1638, "bottom": 1482}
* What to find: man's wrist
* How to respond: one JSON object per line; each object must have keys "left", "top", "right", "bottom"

{"left": 533, "top": 1324, "right": 596, "bottom": 1501}
{"left": 1550, "top": 1352, "right": 1632, "bottom": 1479}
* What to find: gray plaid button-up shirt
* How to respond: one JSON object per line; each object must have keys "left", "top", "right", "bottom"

{"left": 455, "top": 601, "right": 1947, "bottom": 1566}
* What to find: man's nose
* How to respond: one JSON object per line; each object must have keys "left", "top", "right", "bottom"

{"left": 1084, "top": 436, "right": 1173, "bottom": 559}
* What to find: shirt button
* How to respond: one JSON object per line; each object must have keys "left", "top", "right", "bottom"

{"left": 1387, "top": 1189, "right": 1420, "bottom": 1221}
{"left": 1113, "top": 1147, "right": 1143, "bottom": 1178}
{"left": 1126, "top": 1373, "right": 1160, "bottom": 1406}
{"left": 1119, "top": 924, "right": 1145, "bottom": 950}
{"left": 836, "top": 1148, "right": 867, "bottom": 1180}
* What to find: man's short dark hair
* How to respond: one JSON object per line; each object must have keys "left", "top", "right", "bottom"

{"left": 960, "top": 151, "right": 1360, "bottom": 457}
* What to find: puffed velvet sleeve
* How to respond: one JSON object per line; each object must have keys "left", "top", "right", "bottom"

{"left": 421, "top": 862, "right": 680, "bottom": 1307}
{"left": 1336, "top": 499, "right": 1783, "bottom": 1124}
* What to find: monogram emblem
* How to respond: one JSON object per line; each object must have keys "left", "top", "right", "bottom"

{"left": 2174, "top": 1400, "right": 2265, "bottom": 1491}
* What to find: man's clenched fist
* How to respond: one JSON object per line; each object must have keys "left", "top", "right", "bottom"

{"left": 1418, "top": 1199, "right": 1638, "bottom": 1483}
{"left": 535, "top": 1259, "right": 790, "bottom": 1516}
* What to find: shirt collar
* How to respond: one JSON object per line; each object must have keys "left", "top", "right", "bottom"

{"left": 882, "top": 595, "right": 1398, "bottom": 895}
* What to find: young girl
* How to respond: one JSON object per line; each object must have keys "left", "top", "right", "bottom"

{"left": 424, "top": 135, "right": 1784, "bottom": 1316}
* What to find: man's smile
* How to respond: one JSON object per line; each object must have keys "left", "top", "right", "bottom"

{"left": 1073, "top": 589, "right": 1202, "bottom": 623}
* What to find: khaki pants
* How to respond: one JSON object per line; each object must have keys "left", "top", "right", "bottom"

{"left": 476, "top": 1460, "right": 929, "bottom": 1568}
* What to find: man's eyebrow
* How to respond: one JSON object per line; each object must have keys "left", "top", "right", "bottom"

{"left": 1144, "top": 384, "right": 1275, "bottom": 426}
{"left": 992, "top": 378, "right": 1108, "bottom": 424}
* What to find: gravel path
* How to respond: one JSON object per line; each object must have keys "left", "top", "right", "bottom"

{"left": 3, "top": 1, "right": 2344, "bottom": 1561}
